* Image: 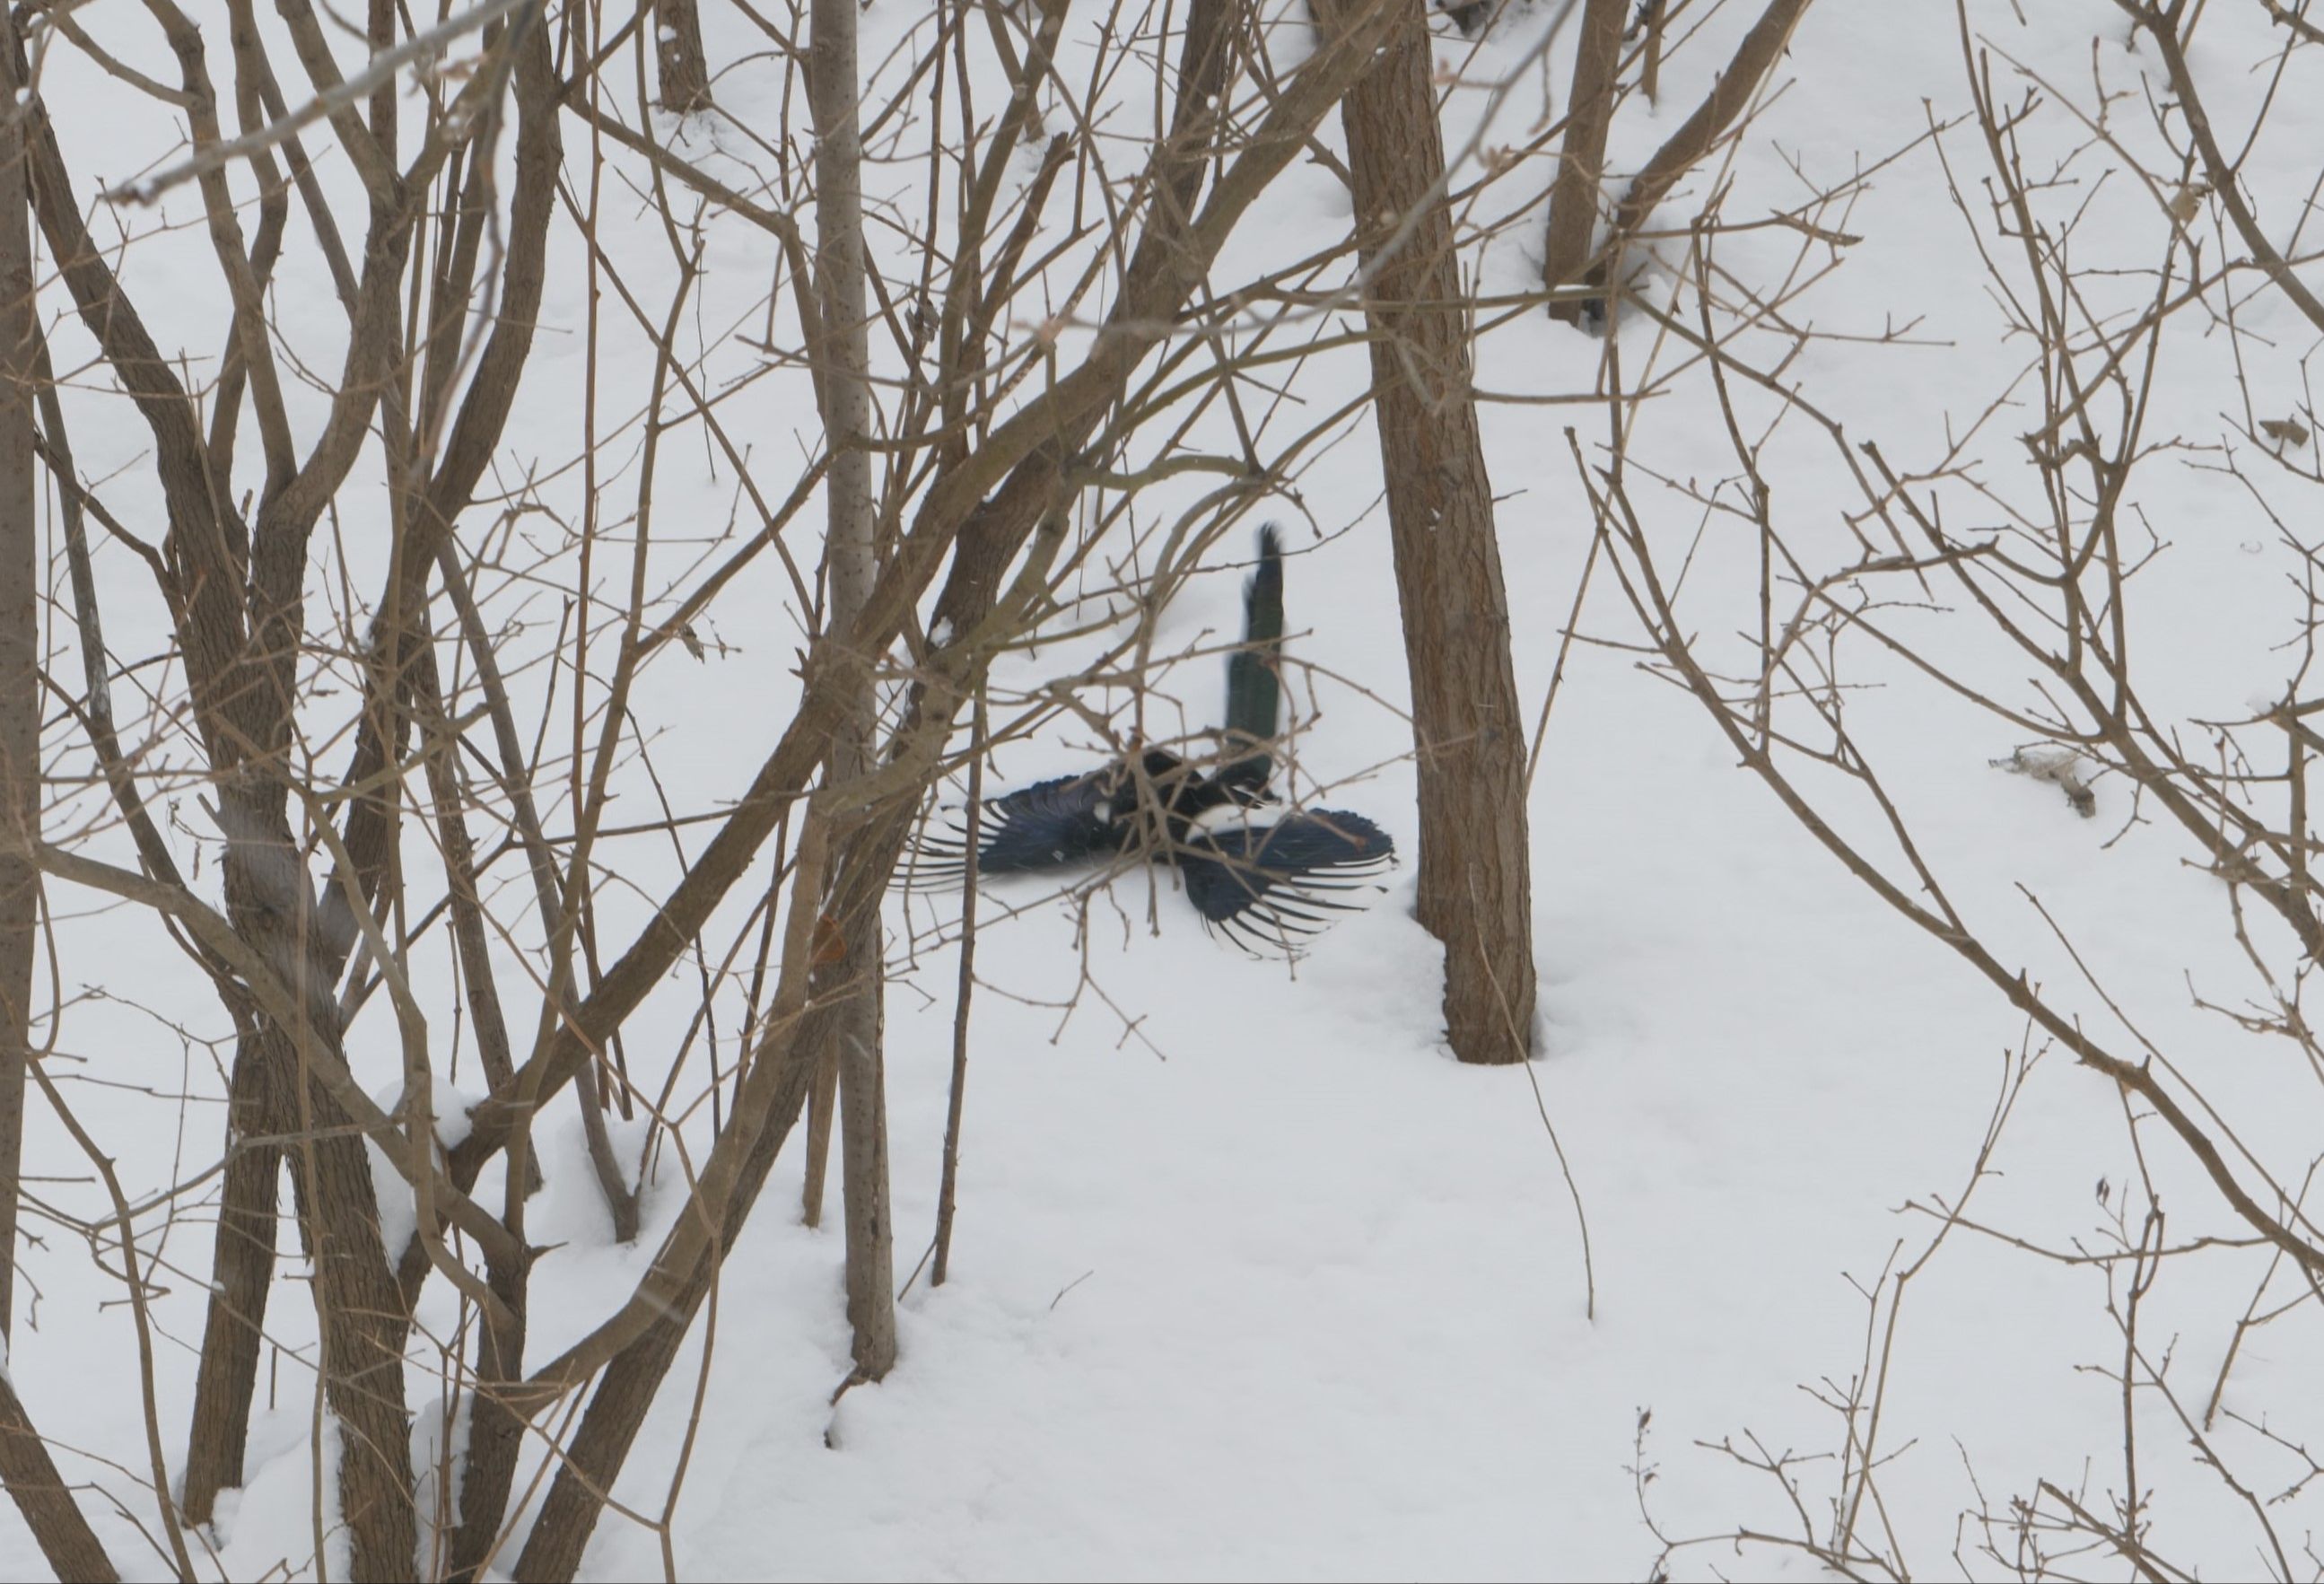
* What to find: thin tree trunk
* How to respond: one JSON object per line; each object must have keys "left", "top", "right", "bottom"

{"left": 0, "top": 0, "right": 33, "bottom": 1344}
{"left": 445, "top": 1228, "right": 527, "bottom": 1583}
{"left": 1542, "top": 0, "right": 1628, "bottom": 320}
{"left": 0, "top": 1372, "right": 118, "bottom": 1584}
{"left": 833, "top": 967, "right": 892, "bottom": 1378}
{"left": 2, "top": 50, "right": 118, "bottom": 1584}
{"left": 809, "top": 0, "right": 896, "bottom": 1382}
{"left": 175, "top": 0, "right": 288, "bottom": 1478}
{"left": 417, "top": 605, "right": 535, "bottom": 1583}
{"left": 1639, "top": 0, "right": 1666, "bottom": 103}
{"left": 657, "top": 0, "right": 712, "bottom": 114}
{"left": 268, "top": 1015, "right": 420, "bottom": 1582}
{"left": 1590, "top": 0, "right": 1814, "bottom": 302}
{"left": 517, "top": 789, "right": 927, "bottom": 1583}
{"left": 799, "top": 1055, "right": 836, "bottom": 1226}
{"left": 1325, "top": 0, "right": 1537, "bottom": 1063}
{"left": 932, "top": 696, "right": 984, "bottom": 1288}
{"left": 0, "top": 27, "right": 101, "bottom": 1579}
{"left": 182, "top": 1031, "right": 286, "bottom": 1524}
{"left": 36, "top": 267, "right": 282, "bottom": 1528}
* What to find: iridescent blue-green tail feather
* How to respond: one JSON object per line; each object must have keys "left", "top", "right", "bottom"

{"left": 1220, "top": 523, "right": 1283, "bottom": 794}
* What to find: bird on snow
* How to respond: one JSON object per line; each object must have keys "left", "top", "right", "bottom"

{"left": 907, "top": 525, "right": 1396, "bottom": 953}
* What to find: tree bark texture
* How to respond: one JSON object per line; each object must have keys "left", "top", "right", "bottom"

{"left": 0, "top": 25, "right": 104, "bottom": 1579}
{"left": 0, "top": 1, "right": 37, "bottom": 1338}
{"left": 808, "top": 0, "right": 896, "bottom": 1382}
{"left": 799, "top": 1047, "right": 836, "bottom": 1226}
{"left": 1542, "top": 0, "right": 1628, "bottom": 319}
{"left": 273, "top": 1019, "right": 419, "bottom": 1582}
{"left": 181, "top": 1028, "right": 284, "bottom": 1524}
{"left": 445, "top": 1232, "right": 527, "bottom": 1583}
{"left": 1325, "top": 0, "right": 1538, "bottom": 1063}
{"left": 0, "top": 1371, "right": 118, "bottom": 1583}
{"left": 657, "top": 0, "right": 713, "bottom": 114}
{"left": 1594, "top": 0, "right": 1814, "bottom": 302}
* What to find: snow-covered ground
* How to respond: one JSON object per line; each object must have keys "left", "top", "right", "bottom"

{"left": 8, "top": 0, "right": 2324, "bottom": 1578}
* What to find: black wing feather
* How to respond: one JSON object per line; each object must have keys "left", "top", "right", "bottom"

{"left": 908, "top": 769, "right": 1130, "bottom": 883}
{"left": 1177, "top": 809, "right": 1395, "bottom": 947}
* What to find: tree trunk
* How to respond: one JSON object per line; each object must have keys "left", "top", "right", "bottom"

{"left": 1639, "top": 0, "right": 1666, "bottom": 103}
{"left": 0, "top": 31, "right": 117, "bottom": 1578}
{"left": 799, "top": 1050, "right": 836, "bottom": 1226}
{"left": 1542, "top": 0, "right": 1628, "bottom": 320}
{"left": 1325, "top": 0, "right": 1537, "bottom": 1063}
{"left": 0, "top": 0, "right": 34, "bottom": 1339}
{"left": 0, "top": 1372, "right": 118, "bottom": 1584}
{"left": 1603, "top": 0, "right": 1814, "bottom": 249}
{"left": 181, "top": 1030, "right": 285, "bottom": 1524}
{"left": 809, "top": 0, "right": 896, "bottom": 1383}
{"left": 267, "top": 1015, "right": 419, "bottom": 1582}
{"left": 657, "top": 0, "right": 712, "bottom": 115}
{"left": 445, "top": 1230, "right": 527, "bottom": 1584}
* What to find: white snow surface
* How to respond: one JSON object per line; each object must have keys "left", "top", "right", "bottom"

{"left": 5, "top": 1, "right": 2323, "bottom": 1580}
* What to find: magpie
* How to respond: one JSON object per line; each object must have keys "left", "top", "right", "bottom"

{"left": 908, "top": 525, "right": 1396, "bottom": 952}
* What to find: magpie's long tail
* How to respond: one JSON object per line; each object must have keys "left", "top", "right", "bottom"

{"left": 1220, "top": 523, "right": 1283, "bottom": 795}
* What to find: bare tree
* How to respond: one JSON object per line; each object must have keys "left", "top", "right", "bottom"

{"left": 1584, "top": 0, "right": 2324, "bottom": 1571}
{"left": 0, "top": 0, "right": 1508, "bottom": 1575}
{"left": 0, "top": 5, "right": 2263, "bottom": 1579}
{"left": 1323, "top": 0, "right": 1536, "bottom": 1063}
{"left": 23, "top": 1, "right": 565, "bottom": 1571}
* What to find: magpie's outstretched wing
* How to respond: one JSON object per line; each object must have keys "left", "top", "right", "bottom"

{"left": 1177, "top": 808, "right": 1396, "bottom": 952}
{"left": 903, "top": 768, "right": 1129, "bottom": 885}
